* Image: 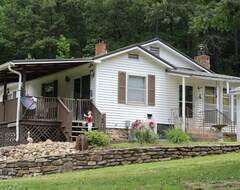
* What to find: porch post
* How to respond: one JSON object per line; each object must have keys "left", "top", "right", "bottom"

{"left": 237, "top": 96, "right": 240, "bottom": 142}
{"left": 216, "top": 85, "right": 220, "bottom": 110}
{"left": 231, "top": 95, "right": 234, "bottom": 123}
{"left": 182, "top": 77, "right": 186, "bottom": 131}
{"left": 22, "top": 66, "right": 26, "bottom": 96}
{"left": 3, "top": 71, "right": 7, "bottom": 101}
{"left": 219, "top": 81, "right": 223, "bottom": 113}
{"left": 226, "top": 82, "right": 229, "bottom": 93}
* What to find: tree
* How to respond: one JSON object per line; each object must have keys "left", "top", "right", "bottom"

{"left": 56, "top": 35, "right": 70, "bottom": 59}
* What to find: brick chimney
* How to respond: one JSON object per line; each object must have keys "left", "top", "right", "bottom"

{"left": 95, "top": 40, "right": 107, "bottom": 56}
{"left": 194, "top": 55, "right": 211, "bottom": 70}
{"left": 194, "top": 43, "right": 211, "bottom": 70}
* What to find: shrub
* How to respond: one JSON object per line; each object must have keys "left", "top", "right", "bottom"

{"left": 223, "top": 136, "right": 234, "bottom": 142}
{"left": 134, "top": 128, "right": 158, "bottom": 144}
{"left": 166, "top": 127, "right": 190, "bottom": 143}
{"left": 132, "top": 120, "right": 158, "bottom": 144}
{"left": 84, "top": 130, "right": 110, "bottom": 147}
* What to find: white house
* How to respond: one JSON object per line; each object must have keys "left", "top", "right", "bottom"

{"left": 1, "top": 38, "right": 240, "bottom": 144}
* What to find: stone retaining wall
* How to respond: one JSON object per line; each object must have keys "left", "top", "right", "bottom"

{"left": 1, "top": 144, "right": 240, "bottom": 179}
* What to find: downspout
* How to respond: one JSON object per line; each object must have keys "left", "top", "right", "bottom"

{"left": 8, "top": 62, "right": 22, "bottom": 142}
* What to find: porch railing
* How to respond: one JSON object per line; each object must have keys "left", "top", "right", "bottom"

{"left": 60, "top": 98, "right": 106, "bottom": 131}
{"left": 23, "top": 97, "right": 58, "bottom": 121}
{"left": 203, "top": 109, "right": 236, "bottom": 134}
{"left": 169, "top": 108, "right": 236, "bottom": 135}
{"left": 57, "top": 98, "right": 72, "bottom": 141}
{"left": 0, "top": 98, "right": 18, "bottom": 123}
{"left": 60, "top": 98, "right": 91, "bottom": 120}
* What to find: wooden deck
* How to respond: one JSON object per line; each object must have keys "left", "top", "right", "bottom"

{"left": 0, "top": 97, "right": 106, "bottom": 146}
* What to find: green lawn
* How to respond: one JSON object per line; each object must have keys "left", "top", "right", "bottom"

{"left": 108, "top": 141, "right": 240, "bottom": 149}
{"left": 1, "top": 153, "right": 240, "bottom": 190}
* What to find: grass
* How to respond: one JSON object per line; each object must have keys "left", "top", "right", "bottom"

{"left": 1, "top": 153, "right": 240, "bottom": 190}
{"left": 109, "top": 141, "right": 240, "bottom": 149}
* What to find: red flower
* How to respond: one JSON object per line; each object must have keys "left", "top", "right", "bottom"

{"left": 149, "top": 121, "right": 154, "bottom": 125}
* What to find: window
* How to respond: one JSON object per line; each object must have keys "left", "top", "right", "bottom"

{"left": 127, "top": 75, "right": 146, "bottom": 103}
{"left": 118, "top": 72, "right": 155, "bottom": 105}
{"left": 204, "top": 86, "right": 217, "bottom": 123}
{"left": 150, "top": 46, "right": 160, "bottom": 56}
{"left": 179, "top": 85, "right": 193, "bottom": 118}
{"left": 204, "top": 86, "right": 217, "bottom": 110}
{"left": 42, "top": 80, "right": 58, "bottom": 97}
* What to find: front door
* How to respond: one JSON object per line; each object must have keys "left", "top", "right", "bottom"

{"left": 73, "top": 75, "right": 90, "bottom": 99}
{"left": 73, "top": 75, "right": 90, "bottom": 120}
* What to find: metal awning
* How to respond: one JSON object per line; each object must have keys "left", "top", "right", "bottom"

{"left": 228, "top": 86, "right": 240, "bottom": 95}
{"left": 166, "top": 68, "right": 240, "bottom": 83}
{"left": 0, "top": 58, "right": 93, "bottom": 83}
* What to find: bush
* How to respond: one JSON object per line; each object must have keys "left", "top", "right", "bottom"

{"left": 134, "top": 129, "right": 158, "bottom": 144}
{"left": 84, "top": 130, "right": 110, "bottom": 147}
{"left": 166, "top": 127, "right": 190, "bottom": 143}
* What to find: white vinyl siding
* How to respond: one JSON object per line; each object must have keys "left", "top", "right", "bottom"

{"left": 96, "top": 51, "right": 178, "bottom": 128}
{"left": 144, "top": 42, "right": 205, "bottom": 71}
{"left": 25, "top": 63, "right": 95, "bottom": 100}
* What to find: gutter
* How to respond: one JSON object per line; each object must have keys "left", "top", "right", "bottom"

{"left": 8, "top": 62, "right": 22, "bottom": 142}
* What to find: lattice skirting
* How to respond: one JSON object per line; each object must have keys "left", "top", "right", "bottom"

{"left": 20, "top": 123, "right": 67, "bottom": 144}
{"left": 0, "top": 125, "right": 18, "bottom": 147}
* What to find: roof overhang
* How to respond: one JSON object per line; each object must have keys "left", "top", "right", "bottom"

{"left": 0, "top": 58, "right": 93, "bottom": 83}
{"left": 94, "top": 45, "right": 175, "bottom": 69}
{"left": 228, "top": 86, "right": 240, "bottom": 95}
{"left": 166, "top": 68, "right": 240, "bottom": 83}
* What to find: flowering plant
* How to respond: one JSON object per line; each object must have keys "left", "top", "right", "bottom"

{"left": 149, "top": 121, "right": 155, "bottom": 128}
{"left": 132, "top": 119, "right": 158, "bottom": 144}
{"left": 132, "top": 120, "right": 145, "bottom": 130}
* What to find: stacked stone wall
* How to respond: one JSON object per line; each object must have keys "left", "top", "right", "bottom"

{"left": 1, "top": 144, "right": 240, "bottom": 179}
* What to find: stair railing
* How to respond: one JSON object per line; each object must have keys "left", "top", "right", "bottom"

{"left": 90, "top": 100, "right": 106, "bottom": 132}
{"left": 57, "top": 98, "right": 72, "bottom": 141}
{"left": 202, "top": 109, "right": 236, "bottom": 134}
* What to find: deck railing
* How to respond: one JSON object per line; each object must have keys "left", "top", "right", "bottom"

{"left": 60, "top": 98, "right": 106, "bottom": 131}
{"left": 203, "top": 109, "right": 236, "bottom": 133}
{"left": 60, "top": 98, "right": 91, "bottom": 121}
{"left": 57, "top": 98, "right": 72, "bottom": 141}
{"left": 0, "top": 97, "right": 105, "bottom": 133}
{"left": 22, "top": 97, "right": 58, "bottom": 121}
{"left": 0, "top": 98, "right": 18, "bottom": 123}
{"left": 169, "top": 108, "right": 236, "bottom": 136}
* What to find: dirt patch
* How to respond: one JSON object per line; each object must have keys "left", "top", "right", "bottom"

{"left": 185, "top": 180, "right": 240, "bottom": 190}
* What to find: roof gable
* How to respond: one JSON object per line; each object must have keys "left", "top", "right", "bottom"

{"left": 94, "top": 44, "right": 175, "bottom": 69}
{"left": 141, "top": 38, "right": 213, "bottom": 73}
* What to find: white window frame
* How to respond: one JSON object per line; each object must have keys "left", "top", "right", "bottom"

{"left": 204, "top": 86, "right": 217, "bottom": 111}
{"left": 126, "top": 73, "right": 148, "bottom": 105}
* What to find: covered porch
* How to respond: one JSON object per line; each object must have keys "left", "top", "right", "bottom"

{"left": 0, "top": 59, "right": 105, "bottom": 147}
{"left": 167, "top": 68, "right": 240, "bottom": 141}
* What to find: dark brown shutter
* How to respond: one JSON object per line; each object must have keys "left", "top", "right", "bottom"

{"left": 53, "top": 80, "right": 58, "bottom": 97}
{"left": 118, "top": 72, "right": 126, "bottom": 104}
{"left": 148, "top": 75, "right": 155, "bottom": 106}
{"left": 41, "top": 83, "right": 46, "bottom": 96}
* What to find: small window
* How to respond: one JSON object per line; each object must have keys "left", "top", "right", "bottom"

{"left": 128, "top": 53, "right": 139, "bottom": 59}
{"left": 127, "top": 75, "right": 146, "bottom": 104}
{"left": 150, "top": 46, "right": 160, "bottom": 56}
{"left": 42, "top": 80, "right": 58, "bottom": 97}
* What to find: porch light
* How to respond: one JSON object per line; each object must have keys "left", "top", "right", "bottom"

{"left": 90, "top": 69, "right": 94, "bottom": 77}
{"left": 65, "top": 76, "right": 70, "bottom": 84}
